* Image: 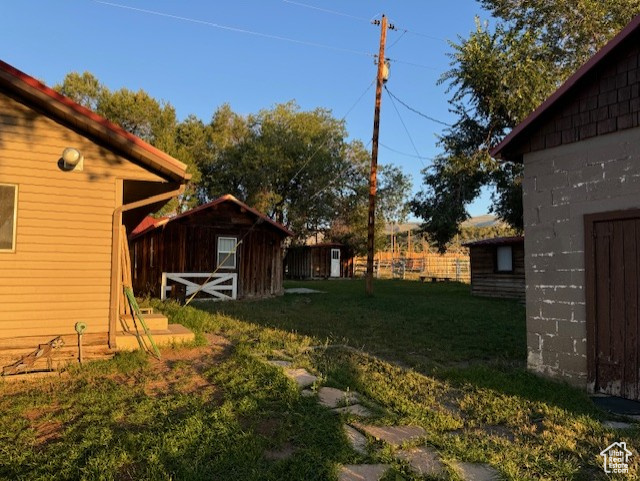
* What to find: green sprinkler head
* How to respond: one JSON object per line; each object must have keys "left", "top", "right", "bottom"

{"left": 74, "top": 322, "right": 87, "bottom": 335}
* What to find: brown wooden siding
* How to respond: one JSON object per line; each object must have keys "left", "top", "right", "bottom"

{"left": 469, "top": 243, "right": 525, "bottom": 300}
{"left": 0, "top": 90, "right": 167, "bottom": 340}
{"left": 285, "top": 245, "right": 354, "bottom": 279}
{"left": 507, "top": 29, "right": 640, "bottom": 158}
{"left": 131, "top": 202, "right": 287, "bottom": 299}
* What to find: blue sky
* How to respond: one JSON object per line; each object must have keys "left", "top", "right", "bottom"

{"left": 1, "top": 0, "right": 495, "bottom": 216}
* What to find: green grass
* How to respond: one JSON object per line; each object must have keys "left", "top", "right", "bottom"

{"left": 0, "top": 279, "right": 638, "bottom": 480}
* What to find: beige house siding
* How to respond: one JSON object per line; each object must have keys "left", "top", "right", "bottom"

{"left": 0, "top": 91, "right": 166, "bottom": 339}
{"left": 523, "top": 127, "right": 640, "bottom": 387}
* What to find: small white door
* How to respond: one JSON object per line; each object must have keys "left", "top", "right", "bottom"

{"left": 330, "top": 248, "right": 341, "bottom": 277}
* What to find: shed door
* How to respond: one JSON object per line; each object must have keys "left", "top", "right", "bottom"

{"left": 330, "top": 248, "right": 341, "bottom": 277}
{"left": 586, "top": 211, "right": 640, "bottom": 400}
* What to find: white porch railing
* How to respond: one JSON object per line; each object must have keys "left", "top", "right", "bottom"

{"left": 161, "top": 273, "right": 238, "bottom": 301}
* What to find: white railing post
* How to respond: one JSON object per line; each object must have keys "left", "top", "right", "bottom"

{"left": 231, "top": 273, "right": 237, "bottom": 300}
{"left": 161, "top": 272, "right": 167, "bottom": 300}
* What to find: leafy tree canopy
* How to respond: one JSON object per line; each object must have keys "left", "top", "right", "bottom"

{"left": 412, "top": 1, "right": 640, "bottom": 252}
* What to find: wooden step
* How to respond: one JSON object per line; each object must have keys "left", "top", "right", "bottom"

{"left": 119, "top": 313, "right": 168, "bottom": 331}
{"left": 115, "top": 324, "right": 195, "bottom": 351}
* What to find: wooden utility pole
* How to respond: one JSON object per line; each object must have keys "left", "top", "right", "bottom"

{"left": 365, "top": 14, "right": 388, "bottom": 295}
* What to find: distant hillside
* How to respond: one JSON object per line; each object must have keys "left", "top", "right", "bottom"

{"left": 388, "top": 215, "right": 503, "bottom": 233}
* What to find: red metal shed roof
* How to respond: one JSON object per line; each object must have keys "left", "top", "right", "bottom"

{"left": 462, "top": 235, "right": 524, "bottom": 247}
{"left": 0, "top": 59, "right": 190, "bottom": 182}
{"left": 130, "top": 194, "right": 294, "bottom": 238}
{"left": 491, "top": 14, "right": 640, "bottom": 161}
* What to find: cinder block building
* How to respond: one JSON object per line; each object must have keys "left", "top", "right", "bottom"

{"left": 492, "top": 15, "right": 640, "bottom": 400}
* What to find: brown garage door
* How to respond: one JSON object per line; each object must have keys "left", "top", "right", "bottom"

{"left": 585, "top": 209, "right": 640, "bottom": 400}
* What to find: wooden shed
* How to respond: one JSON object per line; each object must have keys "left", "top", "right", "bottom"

{"left": 0, "top": 59, "right": 191, "bottom": 367}
{"left": 285, "top": 243, "right": 354, "bottom": 279}
{"left": 492, "top": 14, "right": 640, "bottom": 398}
{"left": 463, "top": 236, "right": 525, "bottom": 301}
{"left": 130, "top": 194, "right": 293, "bottom": 300}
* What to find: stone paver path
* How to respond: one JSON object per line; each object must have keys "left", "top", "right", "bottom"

{"left": 602, "top": 420, "right": 634, "bottom": 429}
{"left": 397, "top": 446, "right": 446, "bottom": 478}
{"left": 283, "top": 368, "right": 318, "bottom": 388}
{"left": 453, "top": 461, "right": 501, "bottom": 481}
{"left": 284, "top": 288, "right": 326, "bottom": 294}
{"left": 338, "top": 464, "right": 389, "bottom": 481}
{"left": 267, "top": 360, "right": 292, "bottom": 368}
{"left": 333, "top": 404, "right": 372, "bottom": 417}
{"left": 318, "top": 387, "right": 358, "bottom": 408}
{"left": 352, "top": 423, "right": 426, "bottom": 446}
{"left": 344, "top": 425, "right": 368, "bottom": 455}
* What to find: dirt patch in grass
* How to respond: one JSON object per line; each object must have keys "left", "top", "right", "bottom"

{"left": 34, "top": 420, "right": 64, "bottom": 445}
{"left": 144, "top": 334, "right": 232, "bottom": 398}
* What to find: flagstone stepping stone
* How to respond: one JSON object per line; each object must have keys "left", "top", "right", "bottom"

{"left": 284, "top": 288, "right": 326, "bottom": 294}
{"left": 268, "top": 360, "right": 293, "bottom": 368}
{"left": 318, "top": 387, "right": 358, "bottom": 408}
{"left": 264, "top": 442, "right": 296, "bottom": 461}
{"left": 396, "top": 446, "right": 446, "bottom": 478}
{"left": 352, "top": 423, "right": 427, "bottom": 446}
{"left": 301, "top": 389, "right": 315, "bottom": 397}
{"left": 283, "top": 368, "right": 318, "bottom": 388}
{"left": 344, "top": 425, "right": 368, "bottom": 455}
{"left": 602, "top": 420, "right": 635, "bottom": 429}
{"left": 452, "top": 462, "right": 501, "bottom": 481}
{"left": 338, "top": 464, "right": 389, "bottom": 481}
{"left": 333, "top": 404, "right": 372, "bottom": 417}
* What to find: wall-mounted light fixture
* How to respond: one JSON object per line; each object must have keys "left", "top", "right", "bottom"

{"left": 59, "top": 147, "right": 84, "bottom": 172}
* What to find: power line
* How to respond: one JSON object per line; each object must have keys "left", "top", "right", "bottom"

{"left": 379, "top": 142, "right": 433, "bottom": 162}
{"left": 281, "top": 0, "right": 370, "bottom": 22}
{"left": 385, "top": 56, "right": 438, "bottom": 71}
{"left": 384, "top": 86, "right": 428, "bottom": 169}
{"left": 281, "top": 1, "right": 446, "bottom": 43}
{"left": 94, "top": 1, "right": 374, "bottom": 59}
{"left": 384, "top": 86, "right": 451, "bottom": 126}
{"left": 287, "top": 79, "right": 375, "bottom": 186}
{"left": 387, "top": 29, "right": 407, "bottom": 50}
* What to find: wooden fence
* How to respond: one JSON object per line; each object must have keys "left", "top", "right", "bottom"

{"left": 354, "top": 252, "right": 470, "bottom": 283}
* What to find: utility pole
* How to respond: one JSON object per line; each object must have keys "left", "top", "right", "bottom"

{"left": 365, "top": 14, "right": 388, "bottom": 295}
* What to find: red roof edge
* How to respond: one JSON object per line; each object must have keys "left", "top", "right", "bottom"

{"left": 0, "top": 59, "right": 190, "bottom": 181}
{"left": 491, "top": 14, "right": 640, "bottom": 161}
{"left": 130, "top": 194, "right": 294, "bottom": 239}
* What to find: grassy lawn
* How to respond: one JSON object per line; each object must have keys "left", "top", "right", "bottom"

{"left": 0, "top": 279, "right": 638, "bottom": 480}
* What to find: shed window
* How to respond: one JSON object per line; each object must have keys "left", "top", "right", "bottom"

{"left": 0, "top": 184, "right": 17, "bottom": 252}
{"left": 217, "top": 237, "right": 238, "bottom": 269}
{"left": 496, "top": 245, "right": 513, "bottom": 272}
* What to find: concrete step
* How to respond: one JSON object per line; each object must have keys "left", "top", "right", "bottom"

{"left": 120, "top": 313, "right": 168, "bottom": 331}
{"left": 115, "top": 324, "right": 195, "bottom": 351}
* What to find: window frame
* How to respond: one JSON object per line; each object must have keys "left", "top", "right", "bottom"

{"left": 0, "top": 183, "right": 18, "bottom": 253}
{"left": 495, "top": 245, "right": 514, "bottom": 273}
{"left": 217, "top": 236, "right": 238, "bottom": 270}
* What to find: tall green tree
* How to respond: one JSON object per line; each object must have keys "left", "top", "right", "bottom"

{"left": 199, "top": 101, "right": 360, "bottom": 241}
{"left": 54, "top": 72, "right": 203, "bottom": 211}
{"left": 412, "top": 2, "right": 640, "bottom": 251}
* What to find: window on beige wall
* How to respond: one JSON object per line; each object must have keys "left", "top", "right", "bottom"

{"left": 0, "top": 184, "right": 17, "bottom": 252}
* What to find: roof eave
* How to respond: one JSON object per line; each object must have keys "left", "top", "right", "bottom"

{"left": 0, "top": 61, "right": 190, "bottom": 183}
{"left": 491, "top": 14, "right": 640, "bottom": 162}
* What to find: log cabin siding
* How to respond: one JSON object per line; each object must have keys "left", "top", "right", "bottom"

{"left": 285, "top": 244, "right": 354, "bottom": 279}
{"left": 131, "top": 201, "right": 288, "bottom": 299}
{"left": 468, "top": 241, "right": 525, "bottom": 301}
{"left": 0, "top": 90, "right": 167, "bottom": 340}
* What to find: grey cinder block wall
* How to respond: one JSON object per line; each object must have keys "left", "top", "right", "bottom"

{"left": 524, "top": 128, "right": 640, "bottom": 387}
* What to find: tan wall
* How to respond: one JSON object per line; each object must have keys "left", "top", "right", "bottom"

{"left": 0, "top": 91, "right": 165, "bottom": 340}
{"left": 524, "top": 127, "right": 640, "bottom": 387}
